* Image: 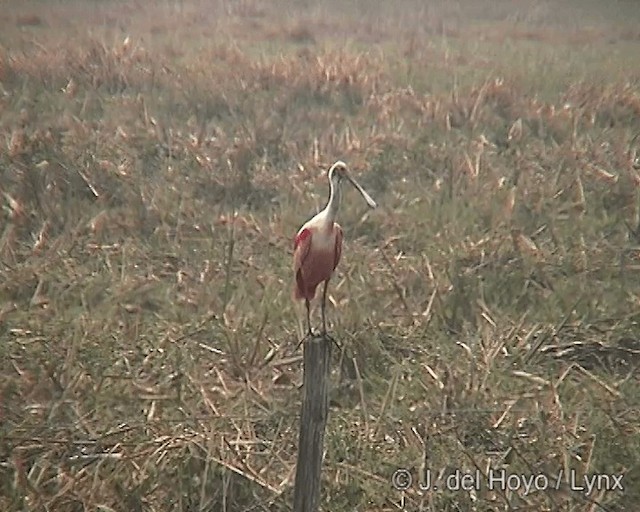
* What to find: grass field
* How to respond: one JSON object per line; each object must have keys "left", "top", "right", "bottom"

{"left": 2, "top": 0, "right": 640, "bottom": 510}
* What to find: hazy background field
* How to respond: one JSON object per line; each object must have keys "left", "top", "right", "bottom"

{"left": 2, "top": 0, "right": 640, "bottom": 510}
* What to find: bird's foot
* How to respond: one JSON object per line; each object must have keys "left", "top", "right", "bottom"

{"left": 295, "top": 328, "right": 315, "bottom": 351}
{"left": 294, "top": 329, "right": 341, "bottom": 351}
{"left": 321, "top": 331, "right": 342, "bottom": 350}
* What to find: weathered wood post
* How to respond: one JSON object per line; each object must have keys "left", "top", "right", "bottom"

{"left": 293, "top": 334, "right": 333, "bottom": 512}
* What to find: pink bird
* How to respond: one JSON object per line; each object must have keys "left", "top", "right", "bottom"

{"left": 293, "top": 161, "right": 377, "bottom": 336}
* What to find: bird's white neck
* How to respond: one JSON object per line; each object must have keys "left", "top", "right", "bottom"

{"left": 323, "top": 176, "right": 341, "bottom": 227}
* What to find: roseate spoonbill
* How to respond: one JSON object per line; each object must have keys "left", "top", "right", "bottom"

{"left": 293, "top": 161, "right": 377, "bottom": 336}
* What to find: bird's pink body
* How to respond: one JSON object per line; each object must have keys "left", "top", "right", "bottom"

{"left": 293, "top": 222, "right": 343, "bottom": 301}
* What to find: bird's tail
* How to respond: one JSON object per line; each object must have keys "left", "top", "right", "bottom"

{"left": 293, "top": 271, "right": 316, "bottom": 301}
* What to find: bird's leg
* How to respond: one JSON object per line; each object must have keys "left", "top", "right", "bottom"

{"left": 320, "top": 280, "right": 341, "bottom": 349}
{"left": 305, "top": 299, "right": 312, "bottom": 337}
{"left": 321, "top": 280, "right": 329, "bottom": 336}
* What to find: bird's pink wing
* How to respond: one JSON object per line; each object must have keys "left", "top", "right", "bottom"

{"left": 293, "top": 228, "right": 313, "bottom": 299}
{"left": 333, "top": 224, "right": 343, "bottom": 270}
{"left": 293, "top": 228, "right": 312, "bottom": 274}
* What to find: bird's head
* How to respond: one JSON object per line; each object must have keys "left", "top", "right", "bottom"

{"left": 328, "top": 160, "right": 348, "bottom": 184}
{"left": 327, "top": 160, "right": 377, "bottom": 209}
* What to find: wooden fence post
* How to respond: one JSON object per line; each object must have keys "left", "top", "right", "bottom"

{"left": 293, "top": 334, "right": 333, "bottom": 512}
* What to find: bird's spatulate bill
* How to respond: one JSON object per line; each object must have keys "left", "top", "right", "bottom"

{"left": 347, "top": 175, "right": 377, "bottom": 209}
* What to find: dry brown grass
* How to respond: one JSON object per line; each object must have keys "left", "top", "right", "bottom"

{"left": 2, "top": 0, "right": 640, "bottom": 511}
